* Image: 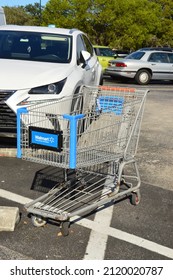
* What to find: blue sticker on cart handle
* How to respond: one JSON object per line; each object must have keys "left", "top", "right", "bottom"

{"left": 29, "top": 126, "right": 63, "bottom": 152}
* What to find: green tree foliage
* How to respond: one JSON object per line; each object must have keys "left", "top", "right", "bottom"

{"left": 3, "top": 0, "right": 173, "bottom": 49}
{"left": 150, "top": 0, "right": 173, "bottom": 46}
{"left": 109, "top": 0, "right": 163, "bottom": 50}
{"left": 4, "top": 6, "right": 32, "bottom": 25}
{"left": 42, "top": 0, "right": 173, "bottom": 49}
{"left": 24, "top": 3, "right": 42, "bottom": 26}
{"left": 4, "top": 4, "right": 42, "bottom": 26}
{"left": 42, "top": 0, "right": 73, "bottom": 27}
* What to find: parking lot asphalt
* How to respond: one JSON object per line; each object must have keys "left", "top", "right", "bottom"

{"left": 0, "top": 157, "right": 173, "bottom": 260}
{"left": 0, "top": 80, "right": 173, "bottom": 260}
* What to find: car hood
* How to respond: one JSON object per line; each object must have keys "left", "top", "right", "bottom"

{"left": 0, "top": 59, "right": 73, "bottom": 90}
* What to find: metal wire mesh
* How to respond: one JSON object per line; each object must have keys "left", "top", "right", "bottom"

{"left": 19, "top": 86, "right": 148, "bottom": 168}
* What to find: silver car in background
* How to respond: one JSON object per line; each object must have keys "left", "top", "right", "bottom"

{"left": 105, "top": 50, "right": 173, "bottom": 85}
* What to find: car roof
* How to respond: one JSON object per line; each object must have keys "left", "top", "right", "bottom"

{"left": 139, "top": 47, "right": 173, "bottom": 52}
{"left": 136, "top": 49, "right": 173, "bottom": 54}
{"left": 0, "top": 25, "right": 83, "bottom": 36}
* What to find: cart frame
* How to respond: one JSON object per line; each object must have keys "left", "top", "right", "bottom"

{"left": 17, "top": 85, "right": 148, "bottom": 235}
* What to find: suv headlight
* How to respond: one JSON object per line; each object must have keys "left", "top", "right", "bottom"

{"left": 29, "top": 78, "right": 67, "bottom": 94}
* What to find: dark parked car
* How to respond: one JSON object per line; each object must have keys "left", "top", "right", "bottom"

{"left": 112, "top": 49, "right": 130, "bottom": 58}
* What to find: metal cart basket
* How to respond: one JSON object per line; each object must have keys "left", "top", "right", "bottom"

{"left": 17, "top": 85, "right": 148, "bottom": 235}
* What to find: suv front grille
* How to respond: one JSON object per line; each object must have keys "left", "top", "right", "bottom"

{"left": 0, "top": 91, "right": 17, "bottom": 137}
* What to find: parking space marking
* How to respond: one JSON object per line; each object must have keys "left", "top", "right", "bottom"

{"left": 1, "top": 188, "right": 173, "bottom": 259}
{"left": 83, "top": 204, "right": 114, "bottom": 260}
{"left": 0, "top": 189, "right": 32, "bottom": 204}
{"left": 76, "top": 218, "right": 173, "bottom": 259}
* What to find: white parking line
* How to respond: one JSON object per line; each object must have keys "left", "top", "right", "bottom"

{"left": 83, "top": 204, "right": 114, "bottom": 260}
{"left": 0, "top": 189, "right": 32, "bottom": 204}
{"left": 1, "top": 188, "right": 173, "bottom": 259}
{"left": 77, "top": 218, "right": 173, "bottom": 259}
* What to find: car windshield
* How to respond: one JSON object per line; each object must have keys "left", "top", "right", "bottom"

{"left": 98, "top": 47, "right": 114, "bottom": 57}
{"left": 126, "top": 51, "right": 145, "bottom": 60}
{"left": 0, "top": 30, "right": 72, "bottom": 63}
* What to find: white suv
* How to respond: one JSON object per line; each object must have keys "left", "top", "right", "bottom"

{"left": 0, "top": 25, "right": 102, "bottom": 137}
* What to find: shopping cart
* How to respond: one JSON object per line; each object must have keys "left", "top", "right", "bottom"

{"left": 17, "top": 85, "right": 148, "bottom": 236}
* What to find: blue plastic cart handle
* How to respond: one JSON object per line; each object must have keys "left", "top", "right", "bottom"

{"left": 17, "top": 107, "right": 28, "bottom": 158}
{"left": 63, "top": 114, "right": 85, "bottom": 169}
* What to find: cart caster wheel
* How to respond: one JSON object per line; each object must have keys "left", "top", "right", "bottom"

{"left": 130, "top": 192, "right": 141, "bottom": 206}
{"left": 60, "top": 221, "right": 70, "bottom": 236}
{"left": 31, "top": 215, "right": 47, "bottom": 227}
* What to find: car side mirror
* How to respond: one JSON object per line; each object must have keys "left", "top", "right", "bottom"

{"left": 80, "top": 50, "right": 91, "bottom": 68}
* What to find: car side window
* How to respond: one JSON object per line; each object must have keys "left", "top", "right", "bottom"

{"left": 76, "top": 35, "right": 86, "bottom": 65}
{"left": 76, "top": 34, "right": 93, "bottom": 65}
{"left": 82, "top": 35, "right": 94, "bottom": 56}
{"left": 148, "top": 52, "right": 169, "bottom": 63}
{"left": 94, "top": 47, "right": 99, "bottom": 55}
{"left": 127, "top": 51, "right": 145, "bottom": 60}
{"left": 168, "top": 53, "right": 173, "bottom": 63}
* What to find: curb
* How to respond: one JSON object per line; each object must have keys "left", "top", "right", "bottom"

{"left": 0, "top": 148, "right": 17, "bottom": 158}
{"left": 0, "top": 207, "right": 20, "bottom": 232}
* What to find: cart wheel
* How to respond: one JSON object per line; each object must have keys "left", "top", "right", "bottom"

{"left": 31, "top": 215, "right": 47, "bottom": 227}
{"left": 60, "top": 221, "right": 70, "bottom": 236}
{"left": 130, "top": 191, "right": 141, "bottom": 206}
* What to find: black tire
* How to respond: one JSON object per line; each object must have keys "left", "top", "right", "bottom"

{"left": 70, "top": 88, "right": 85, "bottom": 135}
{"left": 110, "top": 75, "right": 118, "bottom": 80}
{"left": 99, "top": 73, "right": 104, "bottom": 85}
{"left": 135, "top": 69, "right": 151, "bottom": 85}
{"left": 60, "top": 221, "right": 70, "bottom": 236}
{"left": 46, "top": 113, "right": 61, "bottom": 130}
{"left": 130, "top": 191, "right": 141, "bottom": 206}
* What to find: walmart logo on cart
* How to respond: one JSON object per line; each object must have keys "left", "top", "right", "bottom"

{"left": 35, "top": 135, "right": 55, "bottom": 144}
{"left": 31, "top": 130, "right": 58, "bottom": 148}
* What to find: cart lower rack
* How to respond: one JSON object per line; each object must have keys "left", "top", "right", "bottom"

{"left": 17, "top": 85, "right": 148, "bottom": 235}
